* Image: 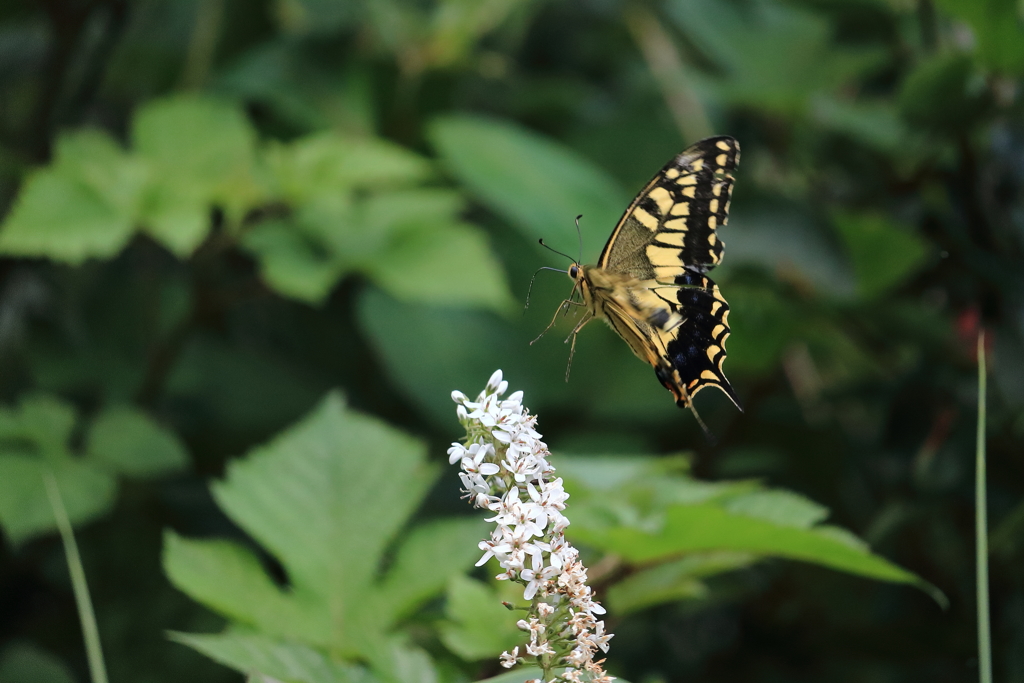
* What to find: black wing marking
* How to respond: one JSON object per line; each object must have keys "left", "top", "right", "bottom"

{"left": 598, "top": 136, "right": 740, "bottom": 279}
{"left": 657, "top": 270, "right": 739, "bottom": 408}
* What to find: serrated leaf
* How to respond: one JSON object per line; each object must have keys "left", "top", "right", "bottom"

{"left": 163, "top": 532, "right": 325, "bottom": 644}
{"left": 438, "top": 576, "right": 522, "bottom": 661}
{"left": 168, "top": 632, "right": 368, "bottom": 683}
{"left": 166, "top": 390, "right": 478, "bottom": 672}
{"left": 428, "top": 115, "right": 627, "bottom": 261}
{"left": 86, "top": 406, "right": 189, "bottom": 477}
{"left": 210, "top": 391, "right": 435, "bottom": 650}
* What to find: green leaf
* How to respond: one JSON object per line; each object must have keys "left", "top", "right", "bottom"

{"left": 165, "top": 390, "right": 478, "bottom": 672}
{"left": 0, "top": 456, "right": 116, "bottom": 545}
{"left": 428, "top": 115, "right": 628, "bottom": 261}
{"left": 0, "top": 168, "right": 135, "bottom": 264}
{"left": 51, "top": 130, "right": 147, "bottom": 217}
{"left": 438, "top": 576, "right": 523, "bottom": 660}
{"left": 249, "top": 135, "right": 510, "bottom": 310}
{"left": 210, "top": 391, "right": 432, "bottom": 630}
{"left": 559, "top": 455, "right": 943, "bottom": 605}
{"left": 478, "top": 669, "right": 545, "bottom": 683}
{"left": 163, "top": 531, "right": 324, "bottom": 644}
{"left": 133, "top": 94, "right": 258, "bottom": 195}
{"left": 355, "top": 287, "right": 564, "bottom": 428}
{"left": 0, "top": 129, "right": 147, "bottom": 264}
{"left": 365, "top": 222, "right": 514, "bottom": 311}
{"left": 138, "top": 186, "right": 210, "bottom": 257}
{"left": 265, "top": 133, "right": 432, "bottom": 204}
{"left": 832, "top": 212, "right": 931, "bottom": 299}
{"left": 3, "top": 394, "right": 78, "bottom": 460}
{"left": 578, "top": 500, "right": 927, "bottom": 585}
{"left": 607, "top": 552, "right": 757, "bottom": 615}
{"left": 133, "top": 95, "right": 263, "bottom": 250}
{"left": 386, "top": 642, "right": 439, "bottom": 683}
{"left": 86, "top": 406, "right": 189, "bottom": 477}
{"left": 373, "top": 519, "right": 489, "bottom": 626}
{"left": 0, "top": 395, "right": 188, "bottom": 543}
{"left": 241, "top": 218, "right": 344, "bottom": 304}
{"left": 721, "top": 490, "right": 829, "bottom": 528}
{"left": 168, "top": 632, "right": 367, "bottom": 683}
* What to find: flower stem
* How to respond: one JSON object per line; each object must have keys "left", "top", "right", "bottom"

{"left": 975, "top": 331, "right": 991, "bottom": 683}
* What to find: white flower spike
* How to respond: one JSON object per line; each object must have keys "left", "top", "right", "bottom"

{"left": 450, "top": 370, "right": 614, "bottom": 683}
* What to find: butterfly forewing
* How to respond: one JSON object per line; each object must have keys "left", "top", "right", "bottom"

{"left": 598, "top": 136, "right": 738, "bottom": 276}
{"left": 590, "top": 136, "right": 740, "bottom": 409}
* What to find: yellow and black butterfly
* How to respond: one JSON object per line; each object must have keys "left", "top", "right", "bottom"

{"left": 535, "top": 136, "right": 741, "bottom": 426}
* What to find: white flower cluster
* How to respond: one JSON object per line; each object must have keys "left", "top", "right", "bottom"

{"left": 448, "top": 370, "right": 614, "bottom": 683}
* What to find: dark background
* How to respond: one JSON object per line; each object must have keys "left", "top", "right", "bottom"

{"left": 1, "top": 0, "right": 1023, "bottom": 682}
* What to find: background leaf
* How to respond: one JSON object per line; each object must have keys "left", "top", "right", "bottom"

{"left": 429, "top": 115, "right": 629, "bottom": 261}
{"left": 86, "top": 406, "right": 189, "bottom": 477}
{"left": 0, "top": 456, "right": 116, "bottom": 545}
{"left": 438, "top": 576, "right": 523, "bottom": 661}
{"left": 0, "top": 0, "right": 1020, "bottom": 680}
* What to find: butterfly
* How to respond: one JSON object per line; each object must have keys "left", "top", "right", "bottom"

{"left": 534, "top": 136, "right": 741, "bottom": 428}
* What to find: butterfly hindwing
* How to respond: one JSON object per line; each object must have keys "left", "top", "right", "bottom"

{"left": 657, "top": 270, "right": 738, "bottom": 407}
{"left": 586, "top": 136, "right": 740, "bottom": 410}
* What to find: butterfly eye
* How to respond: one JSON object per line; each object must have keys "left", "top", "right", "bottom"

{"left": 569, "top": 265, "right": 579, "bottom": 279}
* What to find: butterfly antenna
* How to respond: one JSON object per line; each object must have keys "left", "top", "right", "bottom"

{"left": 538, "top": 238, "right": 579, "bottom": 265}
{"left": 574, "top": 214, "right": 583, "bottom": 264}
{"left": 524, "top": 266, "right": 569, "bottom": 314}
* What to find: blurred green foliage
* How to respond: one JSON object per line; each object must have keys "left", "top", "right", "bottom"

{"left": 0, "top": 0, "right": 1022, "bottom": 682}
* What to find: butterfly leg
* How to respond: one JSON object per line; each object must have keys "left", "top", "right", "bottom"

{"left": 562, "top": 311, "right": 594, "bottom": 382}
{"left": 530, "top": 298, "right": 586, "bottom": 345}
